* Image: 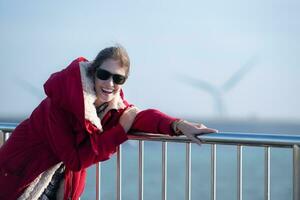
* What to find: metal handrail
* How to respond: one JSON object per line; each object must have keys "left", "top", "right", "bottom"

{"left": 1, "top": 122, "right": 300, "bottom": 147}
{"left": 1, "top": 122, "right": 300, "bottom": 200}
{"left": 129, "top": 132, "right": 300, "bottom": 147}
{"left": 0, "top": 122, "right": 18, "bottom": 132}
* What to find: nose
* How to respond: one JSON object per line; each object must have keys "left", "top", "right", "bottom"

{"left": 105, "top": 76, "right": 114, "bottom": 87}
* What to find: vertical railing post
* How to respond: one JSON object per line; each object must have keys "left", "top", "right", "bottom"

{"left": 237, "top": 145, "right": 243, "bottom": 200}
{"left": 96, "top": 163, "right": 101, "bottom": 200}
{"left": 293, "top": 145, "right": 300, "bottom": 200}
{"left": 211, "top": 144, "right": 217, "bottom": 200}
{"left": 264, "top": 147, "right": 271, "bottom": 200}
{"left": 185, "top": 143, "right": 191, "bottom": 200}
{"left": 4, "top": 132, "right": 10, "bottom": 142}
{"left": 117, "top": 145, "right": 122, "bottom": 200}
{"left": 139, "top": 141, "right": 144, "bottom": 200}
{"left": 162, "top": 142, "right": 168, "bottom": 200}
{"left": 0, "top": 131, "right": 3, "bottom": 147}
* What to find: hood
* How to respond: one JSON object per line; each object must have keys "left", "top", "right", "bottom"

{"left": 44, "top": 57, "right": 126, "bottom": 132}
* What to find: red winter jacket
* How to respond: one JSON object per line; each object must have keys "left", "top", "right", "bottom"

{"left": 0, "top": 57, "right": 177, "bottom": 200}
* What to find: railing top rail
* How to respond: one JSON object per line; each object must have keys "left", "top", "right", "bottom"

{"left": 1, "top": 122, "right": 300, "bottom": 148}
{"left": 129, "top": 132, "right": 300, "bottom": 147}
{"left": 0, "top": 122, "right": 19, "bottom": 132}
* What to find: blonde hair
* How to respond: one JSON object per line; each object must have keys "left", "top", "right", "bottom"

{"left": 88, "top": 45, "right": 130, "bottom": 77}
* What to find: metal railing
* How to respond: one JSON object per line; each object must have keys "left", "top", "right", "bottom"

{"left": 1, "top": 122, "right": 300, "bottom": 200}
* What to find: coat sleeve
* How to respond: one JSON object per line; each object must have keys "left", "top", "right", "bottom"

{"left": 46, "top": 103, "right": 128, "bottom": 171}
{"left": 130, "top": 109, "right": 178, "bottom": 135}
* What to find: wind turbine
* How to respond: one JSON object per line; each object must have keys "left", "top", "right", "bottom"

{"left": 15, "top": 78, "right": 45, "bottom": 100}
{"left": 177, "top": 56, "right": 259, "bottom": 118}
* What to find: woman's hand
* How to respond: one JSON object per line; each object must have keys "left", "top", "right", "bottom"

{"left": 119, "top": 106, "right": 140, "bottom": 133}
{"left": 176, "top": 120, "right": 218, "bottom": 145}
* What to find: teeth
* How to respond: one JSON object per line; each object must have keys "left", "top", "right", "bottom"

{"left": 102, "top": 88, "right": 113, "bottom": 93}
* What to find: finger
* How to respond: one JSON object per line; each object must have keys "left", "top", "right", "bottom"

{"left": 133, "top": 106, "right": 141, "bottom": 112}
{"left": 124, "top": 106, "right": 136, "bottom": 114}
{"left": 185, "top": 133, "right": 202, "bottom": 146}
{"left": 196, "top": 124, "right": 207, "bottom": 129}
{"left": 192, "top": 124, "right": 202, "bottom": 129}
{"left": 131, "top": 107, "right": 141, "bottom": 114}
{"left": 189, "top": 122, "right": 207, "bottom": 129}
{"left": 196, "top": 128, "right": 218, "bottom": 134}
{"left": 191, "top": 135, "right": 202, "bottom": 146}
{"left": 127, "top": 106, "right": 140, "bottom": 114}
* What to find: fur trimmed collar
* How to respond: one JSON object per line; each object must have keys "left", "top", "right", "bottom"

{"left": 79, "top": 61, "right": 126, "bottom": 132}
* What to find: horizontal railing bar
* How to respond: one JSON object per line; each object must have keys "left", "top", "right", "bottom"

{"left": 1, "top": 123, "right": 300, "bottom": 147}
{"left": 0, "top": 122, "right": 19, "bottom": 132}
{"left": 129, "top": 132, "right": 300, "bottom": 147}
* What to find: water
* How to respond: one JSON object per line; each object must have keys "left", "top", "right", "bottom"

{"left": 81, "top": 142, "right": 293, "bottom": 200}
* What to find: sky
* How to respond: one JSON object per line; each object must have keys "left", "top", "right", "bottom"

{"left": 0, "top": 0, "right": 299, "bottom": 122}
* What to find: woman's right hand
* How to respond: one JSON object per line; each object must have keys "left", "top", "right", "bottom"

{"left": 119, "top": 106, "right": 140, "bottom": 133}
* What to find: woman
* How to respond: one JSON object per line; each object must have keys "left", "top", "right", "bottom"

{"left": 0, "top": 45, "right": 217, "bottom": 200}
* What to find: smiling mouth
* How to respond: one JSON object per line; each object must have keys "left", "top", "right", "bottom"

{"left": 101, "top": 88, "right": 114, "bottom": 94}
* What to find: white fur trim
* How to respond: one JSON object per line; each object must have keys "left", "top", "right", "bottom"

{"left": 79, "top": 62, "right": 102, "bottom": 131}
{"left": 18, "top": 162, "right": 63, "bottom": 200}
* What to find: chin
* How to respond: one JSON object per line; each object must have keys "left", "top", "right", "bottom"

{"left": 99, "top": 94, "right": 115, "bottom": 103}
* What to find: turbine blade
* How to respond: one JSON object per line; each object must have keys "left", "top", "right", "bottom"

{"left": 222, "top": 56, "right": 259, "bottom": 92}
{"left": 175, "top": 73, "right": 218, "bottom": 94}
{"left": 15, "top": 78, "right": 44, "bottom": 100}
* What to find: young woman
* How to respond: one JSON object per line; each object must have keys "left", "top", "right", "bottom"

{"left": 0, "top": 45, "right": 217, "bottom": 200}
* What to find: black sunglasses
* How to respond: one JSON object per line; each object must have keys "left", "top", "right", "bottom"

{"left": 96, "top": 68, "right": 127, "bottom": 85}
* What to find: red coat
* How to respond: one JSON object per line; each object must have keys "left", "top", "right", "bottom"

{"left": 0, "top": 57, "right": 177, "bottom": 200}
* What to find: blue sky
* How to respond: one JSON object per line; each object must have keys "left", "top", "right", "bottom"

{"left": 0, "top": 0, "right": 299, "bottom": 121}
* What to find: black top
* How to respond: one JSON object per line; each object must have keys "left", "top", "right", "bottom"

{"left": 39, "top": 164, "right": 65, "bottom": 200}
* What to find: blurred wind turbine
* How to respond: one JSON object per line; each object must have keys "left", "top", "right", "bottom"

{"left": 15, "top": 78, "right": 45, "bottom": 100}
{"left": 177, "top": 56, "right": 259, "bottom": 118}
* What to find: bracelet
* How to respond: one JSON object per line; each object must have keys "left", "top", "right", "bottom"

{"left": 171, "top": 119, "right": 184, "bottom": 136}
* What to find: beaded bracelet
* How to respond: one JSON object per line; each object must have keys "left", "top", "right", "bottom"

{"left": 171, "top": 119, "right": 185, "bottom": 136}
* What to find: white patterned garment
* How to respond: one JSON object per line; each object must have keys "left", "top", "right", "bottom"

{"left": 17, "top": 162, "right": 62, "bottom": 200}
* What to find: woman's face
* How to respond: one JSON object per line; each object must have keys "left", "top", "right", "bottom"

{"left": 94, "top": 59, "right": 127, "bottom": 104}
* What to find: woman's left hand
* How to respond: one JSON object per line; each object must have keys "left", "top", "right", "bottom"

{"left": 176, "top": 120, "right": 218, "bottom": 145}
